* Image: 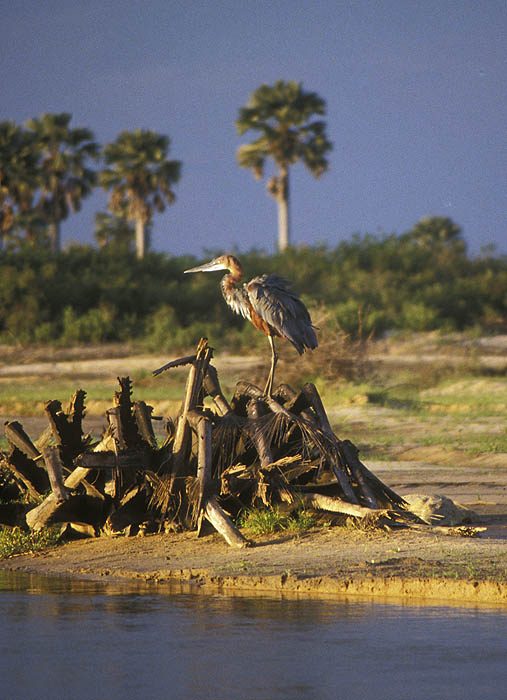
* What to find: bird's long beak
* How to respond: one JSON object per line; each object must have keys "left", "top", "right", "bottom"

{"left": 184, "top": 259, "right": 228, "bottom": 274}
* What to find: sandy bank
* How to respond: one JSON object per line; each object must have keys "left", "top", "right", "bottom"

{"left": 2, "top": 508, "right": 506, "bottom": 606}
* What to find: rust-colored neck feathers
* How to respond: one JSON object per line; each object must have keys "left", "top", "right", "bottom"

{"left": 221, "top": 254, "right": 243, "bottom": 283}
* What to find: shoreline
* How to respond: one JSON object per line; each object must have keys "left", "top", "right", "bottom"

{"left": 2, "top": 519, "right": 506, "bottom": 607}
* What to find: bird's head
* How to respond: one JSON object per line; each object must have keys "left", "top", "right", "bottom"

{"left": 184, "top": 254, "right": 242, "bottom": 277}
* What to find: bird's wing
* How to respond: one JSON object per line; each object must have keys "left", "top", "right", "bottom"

{"left": 246, "top": 275, "right": 318, "bottom": 353}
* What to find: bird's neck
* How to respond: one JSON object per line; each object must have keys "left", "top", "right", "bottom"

{"left": 220, "top": 271, "right": 248, "bottom": 318}
{"left": 220, "top": 272, "right": 240, "bottom": 297}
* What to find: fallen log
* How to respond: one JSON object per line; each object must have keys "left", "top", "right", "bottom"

{"left": 134, "top": 401, "right": 158, "bottom": 448}
{"left": 28, "top": 494, "right": 108, "bottom": 532}
{"left": 188, "top": 409, "right": 213, "bottom": 518}
{"left": 298, "top": 492, "right": 387, "bottom": 518}
{"left": 25, "top": 461, "right": 101, "bottom": 531}
{"left": 204, "top": 497, "right": 249, "bottom": 548}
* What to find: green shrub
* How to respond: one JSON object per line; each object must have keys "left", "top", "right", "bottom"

{"left": 401, "top": 301, "right": 440, "bottom": 331}
{"left": 60, "top": 305, "right": 116, "bottom": 344}
{"left": 0, "top": 526, "right": 60, "bottom": 558}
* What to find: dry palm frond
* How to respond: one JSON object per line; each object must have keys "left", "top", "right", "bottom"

{"left": 254, "top": 464, "right": 296, "bottom": 507}
{"left": 185, "top": 475, "right": 202, "bottom": 528}
{"left": 145, "top": 471, "right": 180, "bottom": 518}
{"left": 210, "top": 413, "right": 248, "bottom": 477}
{"left": 271, "top": 454, "right": 317, "bottom": 482}
{"left": 220, "top": 463, "right": 256, "bottom": 505}
{"left": 163, "top": 416, "right": 176, "bottom": 444}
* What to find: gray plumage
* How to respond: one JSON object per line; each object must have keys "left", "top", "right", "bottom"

{"left": 246, "top": 274, "right": 318, "bottom": 354}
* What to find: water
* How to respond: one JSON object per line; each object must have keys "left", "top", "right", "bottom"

{"left": 0, "top": 570, "right": 506, "bottom": 700}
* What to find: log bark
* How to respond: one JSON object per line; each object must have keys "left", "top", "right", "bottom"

{"left": 188, "top": 410, "right": 213, "bottom": 516}
{"left": 103, "top": 487, "right": 147, "bottom": 534}
{"left": 42, "top": 446, "right": 69, "bottom": 503}
{"left": 204, "top": 497, "right": 249, "bottom": 548}
{"left": 74, "top": 449, "right": 151, "bottom": 470}
{"left": 27, "top": 494, "right": 108, "bottom": 531}
{"left": 235, "top": 381, "right": 361, "bottom": 504}
{"left": 276, "top": 384, "right": 312, "bottom": 417}
{"left": 203, "top": 364, "right": 232, "bottom": 416}
{"left": 67, "top": 389, "right": 86, "bottom": 447}
{"left": 172, "top": 339, "right": 213, "bottom": 473}
{"left": 329, "top": 451, "right": 360, "bottom": 505}
{"left": 26, "top": 488, "right": 108, "bottom": 531}
{"left": 25, "top": 435, "right": 114, "bottom": 530}
{"left": 247, "top": 400, "right": 273, "bottom": 468}
{"left": 106, "top": 407, "right": 125, "bottom": 450}
{"left": 152, "top": 354, "right": 197, "bottom": 376}
{"left": 298, "top": 385, "right": 360, "bottom": 504}
{"left": 133, "top": 400, "right": 158, "bottom": 448}
{"left": 4, "top": 421, "right": 41, "bottom": 460}
{"left": 301, "top": 383, "right": 334, "bottom": 435}
{"left": 341, "top": 441, "right": 406, "bottom": 508}
{"left": 2, "top": 448, "right": 49, "bottom": 500}
{"left": 338, "top": 440, "right": 378, "bottom": 508}
{"left": 298, "top": 492, "right": 386, "bottom": 518}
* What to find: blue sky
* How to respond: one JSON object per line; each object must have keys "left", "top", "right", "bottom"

{"left": 2, "top": 0, "right": 506, "bottom": 256}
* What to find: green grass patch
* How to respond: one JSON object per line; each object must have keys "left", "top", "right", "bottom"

{"left": 238, "top": 506, "right": 316, "bottom": 536}
{"left": 0, "top": 373, "right": 187, "bottom": 414}
{"left": 0, "top": 526, "right": 60, "bottom": 558}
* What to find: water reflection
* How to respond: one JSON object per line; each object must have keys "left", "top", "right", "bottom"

{"left": 0, "top": 570, "right": 506, "bottom": 700}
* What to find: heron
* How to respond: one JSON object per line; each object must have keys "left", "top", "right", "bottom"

{"left": 184, "top": 254, "right": 318, "bottom": 396}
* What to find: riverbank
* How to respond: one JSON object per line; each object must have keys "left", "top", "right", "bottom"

{"left": 2, "top": 498, "right": 506, "bottom": 606}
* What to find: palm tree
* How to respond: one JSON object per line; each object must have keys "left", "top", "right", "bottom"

{"left": 0, "top": 121, "right": 39, "bottom": 247}
{"left": 99, "top": 129, "right": 181, "bottom": 259}
{"left": 236, "top": 80, "right": 332, "bottom": 251}
{"left": 94, "top": 211, "right": 136, "bottom": 252}
{"left": 25, "top": 113, "right": 99, "bottom": 251}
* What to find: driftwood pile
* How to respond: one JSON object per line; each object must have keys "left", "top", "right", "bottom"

{"left": 1, "top": 338, "right": 414, "bottom": 548}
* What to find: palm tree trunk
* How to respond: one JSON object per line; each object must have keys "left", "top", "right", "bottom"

{"left": 277, "top": 167, "right": 290, "bottom": 251}
{"left": 49, "top": 222, "right": 61, "bottom": 252}
{"left": 135, "top": 218, "right": 146, "bottom": 259}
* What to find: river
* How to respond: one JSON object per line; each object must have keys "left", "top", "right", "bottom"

{"left": 0, "top": 570, "right": 505, "bottom": 700}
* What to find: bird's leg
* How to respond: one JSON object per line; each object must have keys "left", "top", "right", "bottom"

{"left": 265, "top": 335, "right": 277, "bottom": 397}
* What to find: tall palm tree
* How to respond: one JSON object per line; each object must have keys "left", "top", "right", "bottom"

{"left": 236, "top": 80, "right": 332, "bottom": 251}
{"left": 0, "top": 121, "right": 39, "bottom": 247}
{"left": 99, "top": 129, "right": 181, "bottom": 259}
{"left": 25, "top": 113, "right": 99, "bottom": 251}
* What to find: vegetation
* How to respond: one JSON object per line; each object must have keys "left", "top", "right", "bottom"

{"left": 236, "top": 80, "right": 332, "bottom": 250}
{"left": 0, "top": 115, "right": 179, "bottom": 256}
{"left": 0, "top": 218, "right": 504, "bottom": 350}
{"left": 1, "top": 114, "right": 99, "bottom": 251}
{"left": 238, "top": 506, "right": 316, "bottom": 536}
{"left": 99, "top": 129, "right": 181, "bottom": 259}
{"left": 25, "top": 113, "right": 100, "bottom": 251}
{"left": 0, "top": 526, "right": 60, "bottom": 558}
